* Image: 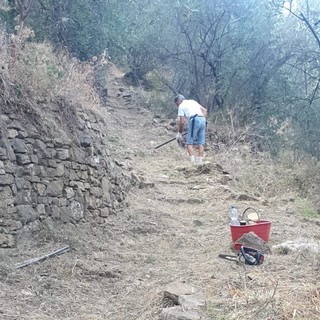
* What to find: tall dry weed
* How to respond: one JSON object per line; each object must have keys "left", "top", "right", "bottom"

{"left": 212, "top": 120, "right": 320, "bottom": 209}
{"left": 0, "top": 28, "right": 99, "bottom": 109}
{"left": 280, "top": 150, "right": 320, "bottom": 212}
{"left": 53, "top": 51, "right": 100, "bottom": 109}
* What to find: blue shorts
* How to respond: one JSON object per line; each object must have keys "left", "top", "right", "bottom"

{"left": 186, "top": 116, "right": 206, "bottom": 145}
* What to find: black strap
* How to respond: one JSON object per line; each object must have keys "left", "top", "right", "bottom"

{"left": 190, "top": 114, "right": 197, "bottom": 138}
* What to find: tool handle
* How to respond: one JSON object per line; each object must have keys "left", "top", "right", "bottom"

{"left": 154, "top": 137, "right": 176, "bottom": 149}
{"left": 154, "top": 132, "right": 187, "bottom": 150}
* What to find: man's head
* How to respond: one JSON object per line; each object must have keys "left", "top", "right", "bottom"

{"left": 174, "top": 94, "right": 185, "bottom": 106}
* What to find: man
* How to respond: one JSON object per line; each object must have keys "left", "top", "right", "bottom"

{"left": 174, "top": 94, "right": 207, "bottom": 164}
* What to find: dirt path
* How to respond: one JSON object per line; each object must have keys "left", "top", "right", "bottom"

{"left": 1, "top": 65, "right": 320, "bottom": 320}
{"left": 95, "top": 67, "right": 320, "bottom": 319}
{"left": 96, "top": 75, "right": 237, "bottom": 319}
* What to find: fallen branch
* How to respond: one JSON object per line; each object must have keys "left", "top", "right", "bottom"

{"left": 14, "top": 245, "right": 70, "bottom": 269}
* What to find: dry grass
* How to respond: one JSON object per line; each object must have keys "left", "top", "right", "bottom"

{"left": 0, "top": 28, "right": 100, "bottom": 109}
{"left": 208, "top": 122, "right": 320, "bottom": 215}
{"left": 53, "top": 51, "right": 100, "bottom": 109}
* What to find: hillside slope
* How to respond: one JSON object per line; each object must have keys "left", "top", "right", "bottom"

{"left": 1, "top": 63, "right": 320, "bottom": 320}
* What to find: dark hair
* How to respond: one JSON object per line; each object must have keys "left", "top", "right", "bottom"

{"left": 174, "top": 94, "right": 185, "bottom": 103}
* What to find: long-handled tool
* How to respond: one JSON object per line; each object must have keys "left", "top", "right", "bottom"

{"left": 154, "top": 132, "right": 187, "bottom": 150}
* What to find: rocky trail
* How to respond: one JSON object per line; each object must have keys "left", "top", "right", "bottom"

{"left": 1, "top": 64, "right": 320, "bottom": 320}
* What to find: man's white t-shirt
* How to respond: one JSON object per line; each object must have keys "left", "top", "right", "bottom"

{"left": 177, "top": 99, "right": 204, "bottom": 120}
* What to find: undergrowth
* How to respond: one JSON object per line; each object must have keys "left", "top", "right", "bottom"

{"left": 0, "top": 28, "right": 100, "bottom": 109}
{"left": 210, "top": 121, "right": 320, "bottom": 213}
{"left": 295, "top": 198, "right": 319, "bottom": 218}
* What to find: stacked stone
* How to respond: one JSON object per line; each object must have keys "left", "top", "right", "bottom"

{"left": 0, "top": 106, "right": 131, "bottom": 248}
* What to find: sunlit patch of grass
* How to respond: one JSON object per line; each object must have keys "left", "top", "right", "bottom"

{"left": 204, "top": 302, "right": 229, "bottom": 320}
{"left": 108, "top": 136, "right": 120, "bottom": 144}
{"left": 144, "top": 255, "right": 156, "bottom": 264}
{"left": 136, "top": 150, "right": 146, "bottom": 158}
{"left": 273, "top": 245, "right": 291, "bottom": 255}
{"left": 296, "top": 198, "right": 319, "bottom": 218}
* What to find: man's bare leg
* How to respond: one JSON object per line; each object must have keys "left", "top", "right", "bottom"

{"left": 187, "top": 145, "right": 195, "bottom": 163}
{"left": 198, "top": 145, "right": 204, "bottom": 157}
{"left": 198, "top": 145, "right": 204, "bottom": 164}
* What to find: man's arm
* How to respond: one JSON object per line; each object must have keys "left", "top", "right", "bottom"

{"left": 178, "top": 116, "right": 185, "bottom": 133}
{"left": 200, "top": 106, "right": 207, "bottom": 118}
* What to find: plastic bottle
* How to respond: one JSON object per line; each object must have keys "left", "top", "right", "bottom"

{"left": 230, "top": 205, "right": 240, "bottom": 225}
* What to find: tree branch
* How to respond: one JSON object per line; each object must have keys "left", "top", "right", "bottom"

{"left": 300, "top": 13, "right": 320, "bottom": 49}
{"left": 309, "top": 78, "right": 320, "bottom": 106}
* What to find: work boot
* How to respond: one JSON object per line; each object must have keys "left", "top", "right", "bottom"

{"left": 195, "top": 157, "right": 203, "bottom": 164}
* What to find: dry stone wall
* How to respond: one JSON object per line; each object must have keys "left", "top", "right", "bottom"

{"left": 0, "top": 101, "right": 131, "bottom": 248}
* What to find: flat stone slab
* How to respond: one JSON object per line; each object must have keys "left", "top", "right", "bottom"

{"left": 164, "top": 282, "right": 198, "bottom": 304}
{"left": 160, "top": 306, "right": 200, "bottom": 320}
{"left": 273, "top": 239, "right": 320, "bottom": 253}
{"left": 179, "top": 293, "right": 206, "bottom": 310}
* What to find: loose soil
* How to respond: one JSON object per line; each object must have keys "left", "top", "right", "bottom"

{"left": 1, "top": 64, "right": 320, "bottom": 320}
